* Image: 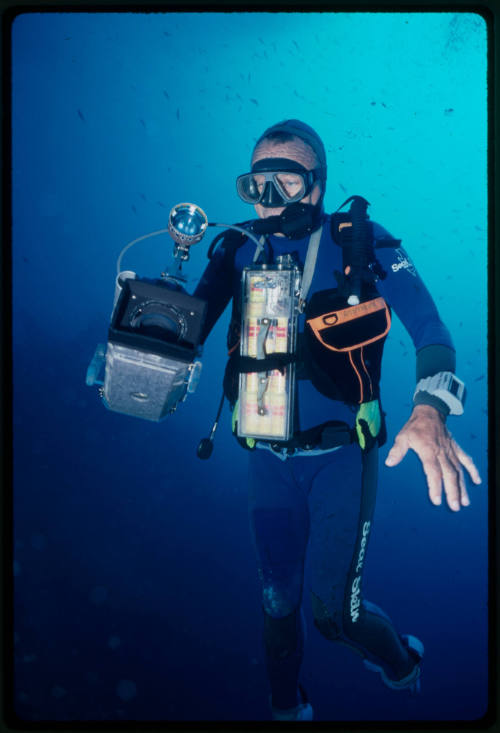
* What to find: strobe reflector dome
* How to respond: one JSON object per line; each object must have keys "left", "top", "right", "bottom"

{"left": 168, "top": 203, "right": 208, "bottom": 246}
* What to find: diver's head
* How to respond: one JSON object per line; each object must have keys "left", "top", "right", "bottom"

{"left": 236, "top": 119, "right": 327, "bottom": 236}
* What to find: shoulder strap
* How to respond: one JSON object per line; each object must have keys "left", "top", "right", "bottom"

{"left": 299, "top": 225, "right": 323, "bottom": 306}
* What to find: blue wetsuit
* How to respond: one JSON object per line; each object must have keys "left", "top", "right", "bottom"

{"left": 194, "top": 213, "right": 454, "bottom": 709}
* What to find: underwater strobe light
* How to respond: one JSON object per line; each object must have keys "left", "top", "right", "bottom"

{"left": 168, "top": 203, "right": 208, "bottom": 251}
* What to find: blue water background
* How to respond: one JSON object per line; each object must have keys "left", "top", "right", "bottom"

{"left": 11, "top": 11, "right": 488, "bottom": 723}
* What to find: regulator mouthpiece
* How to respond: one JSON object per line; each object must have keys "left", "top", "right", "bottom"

{"left": 168, "top": 203, "right": 208, "bottom": 259}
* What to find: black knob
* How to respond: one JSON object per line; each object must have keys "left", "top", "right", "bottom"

{"left": 197, "top": 438, "right": 214, "bottom": 460}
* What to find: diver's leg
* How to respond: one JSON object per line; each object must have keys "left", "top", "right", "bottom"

{"left": 248, "top": 448, "right": 309, "bottom": 711}
{"left": 308, "top": 443, "right": 420, "bottom": 684}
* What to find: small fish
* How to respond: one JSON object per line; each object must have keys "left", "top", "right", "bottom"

{"left": 470, "top": 433, "right": 477, "bottom": 439}
{"left": 22, "top": 256, "right": 28, "bottom": 263}
{"left": 140, "top": 118, "right": 146, "bottom": 128}
{"left": 459, "top": 321, "right": 463, "bottom": 327}
{"left": 163, "top": 31, "right": 171, "bottom": 36}
{"left": 339, "top": 183, "right": 347, "bottom": 193}
{"left": 292, "top": 40, "right": 299, "bottom": 50}
{"left": 381, "top": 102, "right": 387, "bottom": 108}
{"left": 131, "top": 204, "right": 137, "bottom": 214}
{"left": 474, "top": 374, "right": 485, "bottom": 382}
{"left": 370, "top": 101, "right": 377, "bottom": 106}
{"left": 444, "top": 108, "right": 454, "bottom": 116}
{"left": 140, "top": 193, "right": 146, "bottom": 201}
{"left": 250, "top": 98, "right": 259, "bottom": 105}
{"left": 163, "top": 90, "right": 169, "bottom": 100}
{"left": 176, "top": 108, "right": 180, "bottom": 120}
{"left": 258, "top": 37, "right": 265, "bottom": 45}
{"left": 64, "top": 36, "right": 71, "bottom": 41}
{"left": 157, "top": 201, "right": 166, "bottom": 208}
{"left": 77, "top": 109, "right": 85, "bottom": 122}
{"left": 399, "top": 340, "right": 405, "bottom": 347}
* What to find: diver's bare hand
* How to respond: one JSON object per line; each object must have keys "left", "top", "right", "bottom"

{"left": 385, "top": 404, "right": 481, "bottom": 511}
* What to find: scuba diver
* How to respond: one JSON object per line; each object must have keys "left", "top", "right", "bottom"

{"left": 192, "top": 120, "right": 482, "bottom": 721}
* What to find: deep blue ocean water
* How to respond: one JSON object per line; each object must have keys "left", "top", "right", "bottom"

{"left": 11, "top": 11, "right": 488, "bottom": 724}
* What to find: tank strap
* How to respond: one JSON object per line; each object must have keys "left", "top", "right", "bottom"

{"left": 234, "top": 352, "right": 298, "bottom": 374}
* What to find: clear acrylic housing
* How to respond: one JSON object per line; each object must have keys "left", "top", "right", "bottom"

{"left": 238, "top": 264, "right": 300, "bottom": 442}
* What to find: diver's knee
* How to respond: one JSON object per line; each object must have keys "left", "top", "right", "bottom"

{"left": 263, "top": 608, "right": 301, "bottom": 661}
{"left": 262, "top": 584, "right": 298, "bottom": 619}
{"left": 311, "top": 592, "right": 341, "bottom": 641}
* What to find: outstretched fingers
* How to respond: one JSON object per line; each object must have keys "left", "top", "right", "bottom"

{"left": 384, "top": 416, "right": 480, "bottom": 512}
{"left": 422, "top": 440, "right": 474, "bottom": 512}
{"left": 418, "top": 447, "right": 445, "bottom": 507}
{"left": 452, "top": 439, "right": 482, "bottom": 485}
{"left": 437, "top": 447, "right": 465, "bottom": 511}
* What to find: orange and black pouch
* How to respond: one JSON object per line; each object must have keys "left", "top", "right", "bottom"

{"left": 303, "top": 290, "right": 391, "bottom": 405}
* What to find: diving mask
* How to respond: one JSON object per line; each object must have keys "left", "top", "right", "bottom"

{"left": 236, "top": 158, "right": 322, "bottom": 208}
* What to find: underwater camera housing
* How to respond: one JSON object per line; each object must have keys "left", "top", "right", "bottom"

{"left": 86, "top": 204, "right": 208, "bottom": 421}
